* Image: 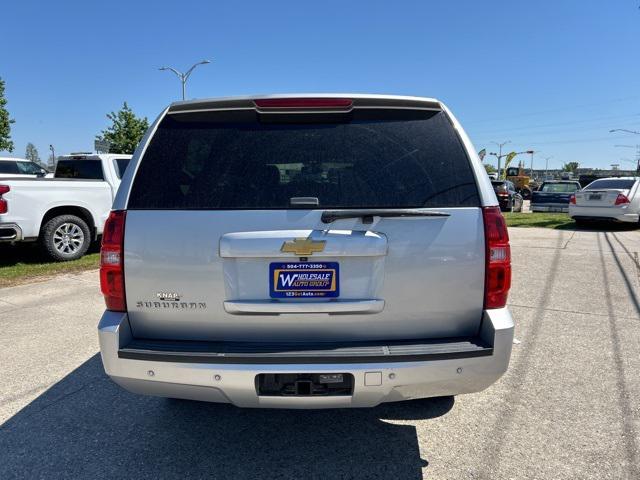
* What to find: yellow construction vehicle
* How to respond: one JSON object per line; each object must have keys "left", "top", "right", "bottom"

{"left": 505, "top": 165, "right": 539, "bottom": 200}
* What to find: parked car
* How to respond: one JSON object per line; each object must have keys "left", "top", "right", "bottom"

{"left": 569, "top": 177, "right": 640, "bottom": 224}
{"left": 0, "top": 157, "right": 52, "bottom": 179}
{"left": 0, "top": 154, "right": 132, "bottom": 260}
{"left": 491, "top": 180, "right": 523, "bottom": 212}
{"left": 531, "top": 180, "right": 581, "bottom": 212}
{"left": 98, "top": 94, "right": 515, "bottom": 409}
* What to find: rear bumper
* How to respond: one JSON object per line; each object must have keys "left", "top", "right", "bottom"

{"left": 98, "top": 309, "right": 514, "bottom": 408}
{"left": 531, "top": 203, "right": 569, "bottom": 213}
{"left": 569, "top": 205, "right": 639, "bottom": 223}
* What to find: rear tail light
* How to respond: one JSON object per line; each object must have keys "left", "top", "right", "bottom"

{"left": 483, "top": 206, "right": 511, "bottom": 309}
{"left": 0, "top": 185, "right": 9, "bottom": 214}
{"left": 615, "top": 193, "right": 630, "bottom": 206}
{"left": 100, "top": 210, "right": 126, "bottom": 311}
{"left": 254, "top": 98, "right": 353, "bottom": 110}
{"left": 569, "top": 194, "right": 576, "bottom": 205}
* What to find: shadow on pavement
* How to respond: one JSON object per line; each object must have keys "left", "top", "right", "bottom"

{"left": 0, "top": 355, "right": 453, "bottom": 479}
{"left": 0, "top": 242, "right": 100, "bottom": 267}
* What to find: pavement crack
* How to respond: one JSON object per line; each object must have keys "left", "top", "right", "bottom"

{"left": 561, "top": 230, "right": 577, "bottom": 249}
{"left": 0, "top": 378, "right": 105, "bottom": 431}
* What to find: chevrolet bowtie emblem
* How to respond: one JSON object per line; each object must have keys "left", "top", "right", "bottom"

{"left": 281, "top": 237, "right": 326, "bottom": 256}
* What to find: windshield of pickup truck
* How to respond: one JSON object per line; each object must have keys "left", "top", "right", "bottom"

{"left": 128, "top": 109, "right": 479, "bottom": 209}
{"left": 584, "top": 179, "right": 636, "bottom": 190}
{"left": 55, "top": 160, "right": 104, "bottom": 180}
{"left": 539, "top": 182, "right": 580, "bottom": 193}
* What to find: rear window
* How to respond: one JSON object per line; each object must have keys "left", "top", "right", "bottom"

{"left": 55, "top": 160, "right": 104, "bottom": 180}
{"left": 113, "top": 158, "right": 131, "bottom": 179}
{"left": 584, "top": 179, "right": 636, "bottom": 190}
{"left": 0, "top": 162, "right": 19, "bottom": 174}
{"left": 128, "top": 109, "right": 479, "bottom": 209}
{"left": 540, "top": 182, "right": 580, "bottom": 193}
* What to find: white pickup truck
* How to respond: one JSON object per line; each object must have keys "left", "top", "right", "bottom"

{"left": 0, "top": 153, "right": 132, "bottom": 260}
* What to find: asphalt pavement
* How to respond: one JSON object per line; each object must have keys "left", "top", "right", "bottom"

{"left": 0, "top": 226, "right": 639, "bottom": 479}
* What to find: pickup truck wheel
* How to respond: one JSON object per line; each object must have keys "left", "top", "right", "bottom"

{"left": 41, "top": 215, "right": 91, "bottom": 261}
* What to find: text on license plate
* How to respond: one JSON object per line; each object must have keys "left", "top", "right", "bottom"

{"left": 269, "top": 262, "right": 339, "bottom": 298}
{"left": 589, "top": 194, "right": 602, "bottom": 200}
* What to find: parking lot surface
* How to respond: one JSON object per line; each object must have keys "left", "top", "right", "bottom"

{"left": 1, "top": 227, "right": 639, "bottom": 479}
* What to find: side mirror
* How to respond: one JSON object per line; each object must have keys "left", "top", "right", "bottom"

{"left": 37, "top": 169, "right": 47, "bottom": 177}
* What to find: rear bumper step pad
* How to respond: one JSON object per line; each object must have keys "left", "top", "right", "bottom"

{"left": 118, "top": 337, "right": 493, "bottom": 364}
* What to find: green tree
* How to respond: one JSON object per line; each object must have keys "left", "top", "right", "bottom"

{"left": 96, "top": 102, "right": 149, "bottom": 154}
{"left": 561, "top": 161, "right": 579, "bottom": 173}
{"left": 25, "top": 142, "right": 41, "bottom": 165}
{"left": 0, "top": 77, "right": 15, "bottom": 152}
{"left": 484, "top": 164, "right": 497, "bottom": 174}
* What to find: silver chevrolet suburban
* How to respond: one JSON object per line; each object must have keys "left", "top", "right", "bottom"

{"left": 98, "top": 94, "right": 514, "bottom": 408}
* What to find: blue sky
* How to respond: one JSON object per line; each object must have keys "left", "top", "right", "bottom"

{"left": 2, "top": 0, "right": 639, "bottom": 169}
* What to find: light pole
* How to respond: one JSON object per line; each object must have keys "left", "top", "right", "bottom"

{"left": 159, "top": 59, "right": 211, "bottom": 100}
{"left": 542, "top": 156, "right": 553, "bottom": 179}
{"left": 490, "top": 140, "right": 511, "bottom": 179}
{"left": 49, "top": 144, "right": 55, "bottom": 169}
{"left": 610, "top": 129, "right": 640, "bottom": 135}
{"left": 526, "top": 150, "right": 537, "bottom": 179}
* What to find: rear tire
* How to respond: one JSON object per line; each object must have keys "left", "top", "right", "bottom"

{"left": 40, "top": 214, "right": 91, "bottom": 261}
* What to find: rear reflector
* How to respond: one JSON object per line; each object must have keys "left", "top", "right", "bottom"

{"left": 100, "top": 210, "right": 127, "bottom": 312}
{"left": 615, "top": 193, "right": 630, "bottom": 205}
{"left": 0, "top": 185, "right": 9, "bottom": 214}
{"left": 254, "top": 98, "right": 353, "bottom": 110}
{"left": 483, "top": 206, "right": 511, "bottom": 309}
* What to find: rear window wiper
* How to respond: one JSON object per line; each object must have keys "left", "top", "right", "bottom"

{"left": 321, "top": 209, "right": 450, "bottom": 224}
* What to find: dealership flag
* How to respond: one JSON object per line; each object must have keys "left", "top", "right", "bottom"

{"left": 478, "top": 148, "right": 486, "bottom": 161}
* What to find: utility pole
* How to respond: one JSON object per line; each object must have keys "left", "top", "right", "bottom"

{"left": 159, "top": 59, "right": 211, "bottom": 100}
{"left": 490, "top": 140, "right": 511, "bottom": 178}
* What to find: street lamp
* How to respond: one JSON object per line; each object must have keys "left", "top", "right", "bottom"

{"left": 526, "top": 150, "right": 537, "bottom": 179}
{"left": 609, "top": 129, "right": 640, "bottom": 135}
{"left": 542, "top": 156, "right": 553, "bottom": 178}
{"left": 490, "top": 140, "right": 511, "bottom": 179}
{"left": 49, "top": 144, "right": 55, "bottom": 169}
{"left": 159, "top": 59, "right": 211, "bottom": 100}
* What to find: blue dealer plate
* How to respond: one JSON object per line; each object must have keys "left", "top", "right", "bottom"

{"left": 269, "top": 262, "right": 339, "bottom": 298}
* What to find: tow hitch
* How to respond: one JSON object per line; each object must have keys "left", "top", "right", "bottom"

{"left": 257, "top": 373, "right": 354, "bottom": 397}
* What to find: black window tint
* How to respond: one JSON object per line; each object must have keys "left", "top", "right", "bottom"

{"left": 0, "top": 162, "right": 19, "bottom": 174}
{"left": 114, "top": 158, "right": 131, "bottom": 179}
{"left": 17, "top": 162, "right": 42, "bottom": 174}
{"left": 55, "top": 160, "right": 104, "bottom": 179}
{"left": 128, "top": 109, "right": 479, "bottom": 209}
{"left": 585, "top": 179, "right": 636, "bottom": 190}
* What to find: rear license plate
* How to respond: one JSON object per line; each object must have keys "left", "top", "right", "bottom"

{"left": 269, "top": 262, "right": 339, "bottom": 298}
{"left": 589, "top": 194, "right": 602, "bottom": 200}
